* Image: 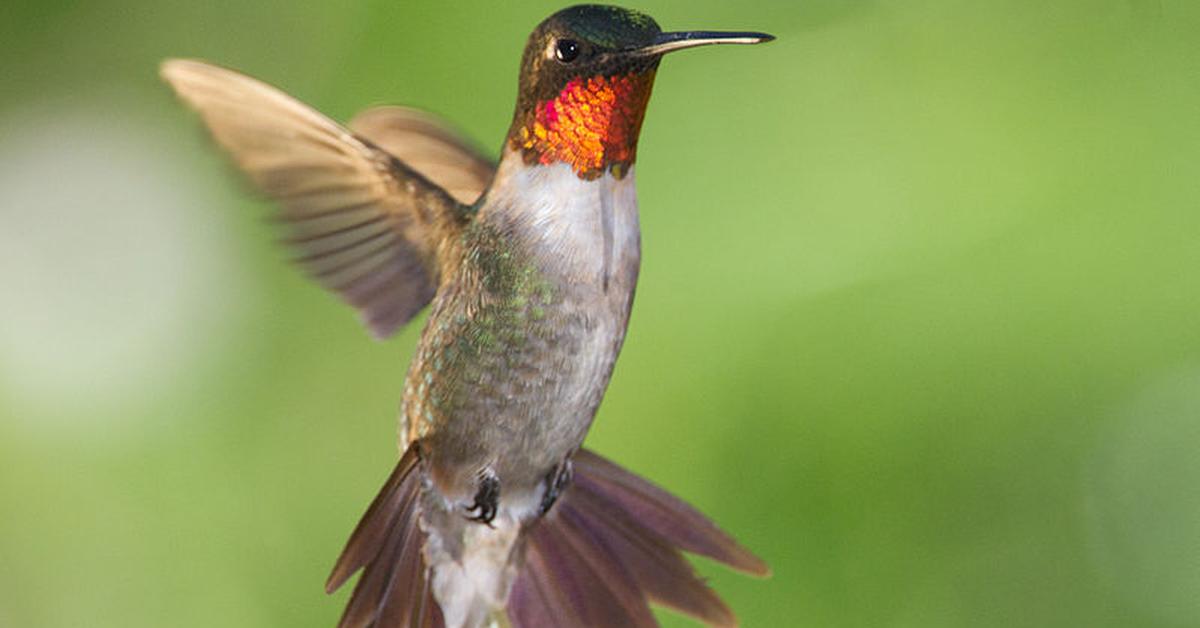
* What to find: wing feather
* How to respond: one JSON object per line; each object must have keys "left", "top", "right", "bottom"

{"left": 161, "top": 58, "right": 470, "bottom": 338}
{"left": 350, "top": 106, "right": 495, "bottom": 205}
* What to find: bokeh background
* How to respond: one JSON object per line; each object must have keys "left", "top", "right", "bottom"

{"left": 2, "top": 1, "right": 1199, "bottom": 626}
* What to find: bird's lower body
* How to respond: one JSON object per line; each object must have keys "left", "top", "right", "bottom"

{"left": 325, "top": 444, "right": 767, "bottom": 628}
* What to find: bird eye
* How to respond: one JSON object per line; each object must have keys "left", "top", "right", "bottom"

{"left": 555, "top": 39, "right": 581, "bottom": 63}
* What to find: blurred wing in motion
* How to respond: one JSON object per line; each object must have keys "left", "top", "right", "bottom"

{"left": 161, "top": 58, "right": 470, "bottom": 338}
{"left": 350, "top": 106, "right": 496, "bottom": 206}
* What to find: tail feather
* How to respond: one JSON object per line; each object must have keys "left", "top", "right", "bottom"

{"left": 326, "top": 448, "right": 419, "bottom": 593}
{"left": 374, "top": 525, "right": 442, "bottom": 628}
{"left": 509, "top": 449, "right": 768, "bottom": 628}
{"left": 572, "top": 449, "right": 770, "bottom": 577}
{"left": 566, "top": 483, "right": 736, "bottom": 626}
{"left": 326, "top": 447, "right": 765, "bottom": 628}
{"left": 339, "top": 492, "right": 415, "bottom": 627}
{"left": 512, "top": 507, "right": 658, "bottom": 628}
{"left": 327, "top": 447, "right": 444, "bottom": 628}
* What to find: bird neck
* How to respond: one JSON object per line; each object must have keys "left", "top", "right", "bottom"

{"left": 507, "top": 70, "right": 657, "bottom": 180}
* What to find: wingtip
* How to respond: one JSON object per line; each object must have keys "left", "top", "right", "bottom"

{"left": 159, "top": 58, "right": 227, "bottom": 88}
{"left": 158, "top": 57, "right": 193, "bottom": 83}
{"left": 363, "top": 312, "right": 399, "bottom": 342}
{"left": 159, "top": 58, "right": 209, "bottom": 94}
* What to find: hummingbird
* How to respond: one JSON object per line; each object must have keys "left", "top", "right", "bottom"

{"left": 163, "top": 5, "right": 773, "bottom": 627}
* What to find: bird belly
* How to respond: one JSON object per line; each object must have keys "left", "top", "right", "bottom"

{"left": 403, "top": 162, "right": 641, "bottom": 516}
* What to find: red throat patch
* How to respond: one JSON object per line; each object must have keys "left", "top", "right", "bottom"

{"left": 515, "top": 71, "right": 656, "bottom": 179}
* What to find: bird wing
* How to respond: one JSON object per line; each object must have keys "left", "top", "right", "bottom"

{"left": 161, "top": 58, "right": 470, "bottom": 339}
{"left": 349, "top": 106, "right": 496, "bottom": 206}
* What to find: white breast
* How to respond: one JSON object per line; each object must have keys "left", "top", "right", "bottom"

{"left": 482, "top": 155, "right": 641, "bottom": 289}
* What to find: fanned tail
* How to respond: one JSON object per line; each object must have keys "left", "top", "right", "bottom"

{"left": 326, "top": 446, "right": 444, "bottom": 628}
{"left": 508, "top": 449, "right": 769, "bottom": 628}
{"left": 326, "top": 447, "right": 766, "bottom": 628}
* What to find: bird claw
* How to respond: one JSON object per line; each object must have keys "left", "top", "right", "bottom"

{"left": 465, "top": 470, "right": 500, "bottom": 526}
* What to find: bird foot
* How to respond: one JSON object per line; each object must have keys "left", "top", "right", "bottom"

{"left": 465, "top": 469, "right": 500, "bottom": 526}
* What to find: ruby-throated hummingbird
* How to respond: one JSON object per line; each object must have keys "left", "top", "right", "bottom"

{"left": 163, "top": 5, "right": 773, "bottom": 627}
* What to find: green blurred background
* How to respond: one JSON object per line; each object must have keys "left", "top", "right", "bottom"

{"left": 2, "top": 1, "right": 1199, "bottom": 626}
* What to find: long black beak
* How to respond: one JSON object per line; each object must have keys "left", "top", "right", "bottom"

{"left": 635, "top": 30, "right": 775, "bottom": 56}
